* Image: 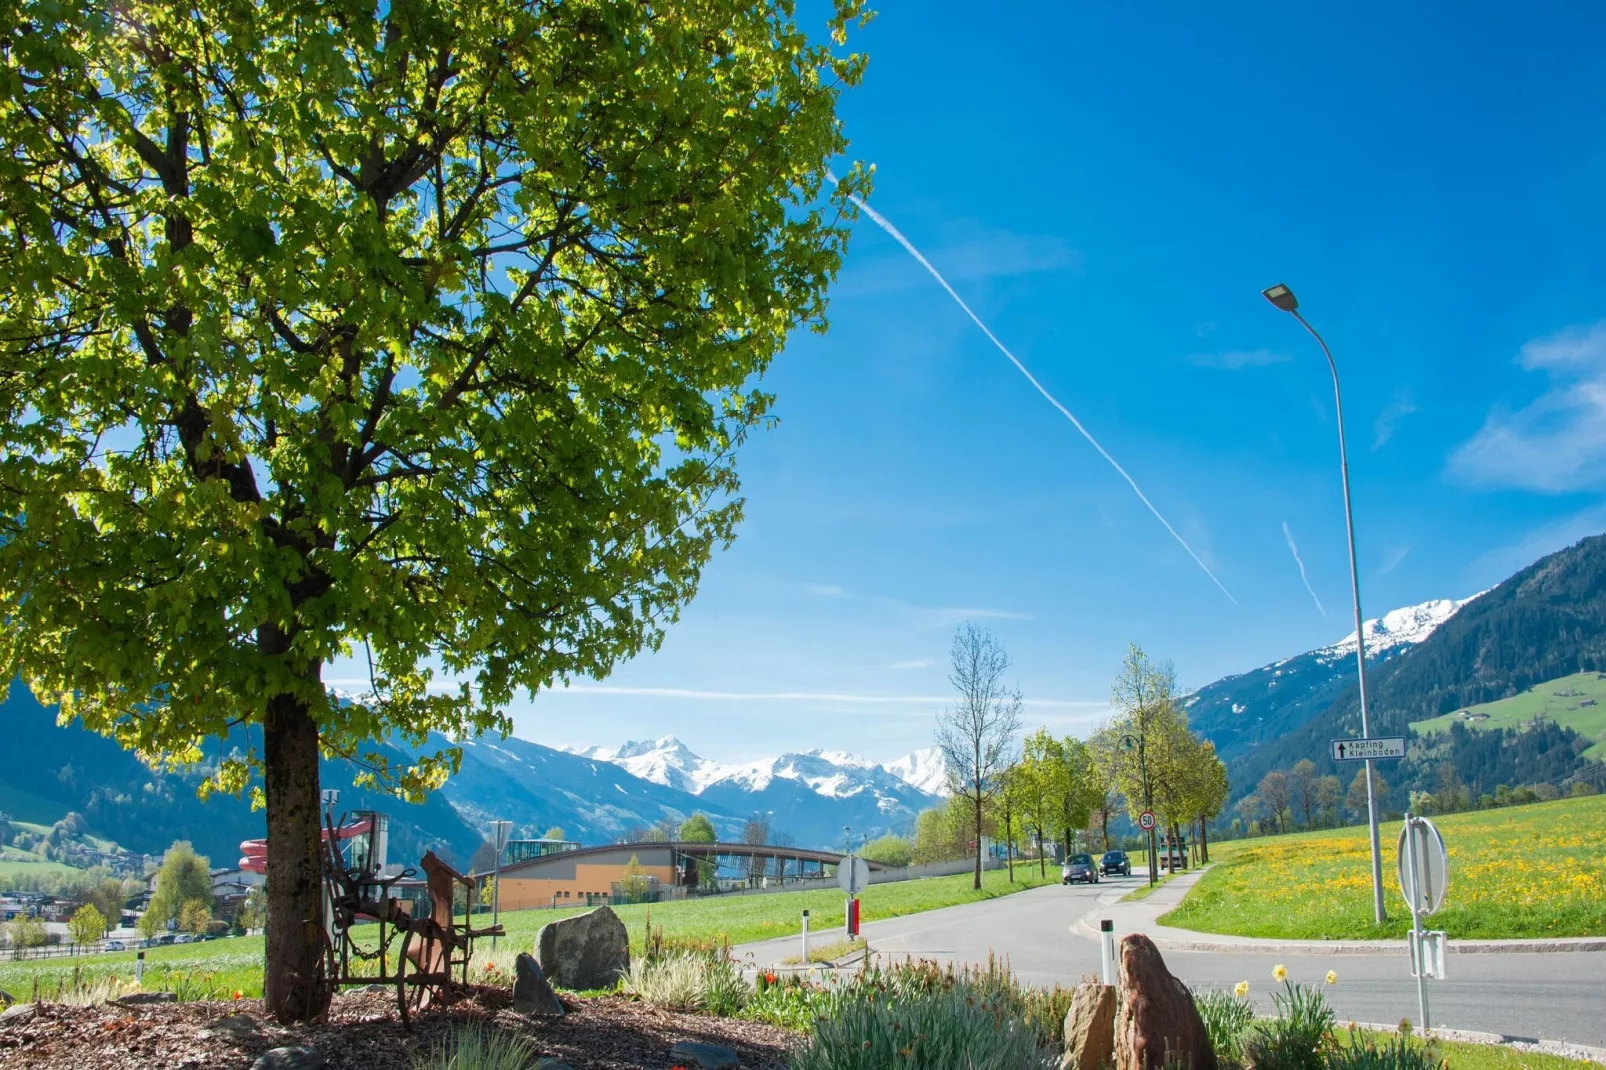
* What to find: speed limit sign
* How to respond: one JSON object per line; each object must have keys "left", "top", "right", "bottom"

{"left": 1138, "top": 811, "right": 1157, "bottom": 831}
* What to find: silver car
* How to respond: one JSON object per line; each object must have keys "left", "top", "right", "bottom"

{"left": 1061, "top": 853, "right": 1100, "bottom": 884}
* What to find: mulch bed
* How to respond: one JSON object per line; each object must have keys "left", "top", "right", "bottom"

{"left": 0, "top": 988, "right": 799, "bottom": 1069}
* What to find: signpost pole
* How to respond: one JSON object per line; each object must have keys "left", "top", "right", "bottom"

{"left": 490, "top": 819, "right": 513, "bottom": 950}
{"left": 1404, "top": 814, "right": 1430, "bottom": 1032}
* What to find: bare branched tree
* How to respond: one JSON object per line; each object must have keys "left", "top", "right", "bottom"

{"left": 936, "top": 623, "right": 1024, "bottom": 890}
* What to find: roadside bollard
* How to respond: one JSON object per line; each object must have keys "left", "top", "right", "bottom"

{"left": 135, "top": 950, "right": 145, "bottom": 984}
{"left": 802, "top": 910, "right": 810, "bottom": 963}
{"left": 1099, "top": 919, "right": 1116, "bottom": 984}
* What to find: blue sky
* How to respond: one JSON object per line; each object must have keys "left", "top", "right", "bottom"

{"left": 512, "top": 2, "right": 1606, "bottom": 762}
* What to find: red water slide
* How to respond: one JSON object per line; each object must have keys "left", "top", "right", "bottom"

{"left": 239, "top": 815, "right": 374, "bottom": 874}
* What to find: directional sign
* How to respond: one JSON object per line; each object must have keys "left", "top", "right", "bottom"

{"left": 1330, "top": 736, "right": 1406, "bottom": 762}
{"left": 837, "top": 855, "right": 871, "bottom": 896}
{"left": 1138, "top": 811, "right": 1157, "bottom": 831}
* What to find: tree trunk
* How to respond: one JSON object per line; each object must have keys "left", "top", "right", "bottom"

{"left": 263, "top": 688, "right": 331, "bottom": 1022}
{"left": 972, "top": 793, "right": 983, "bottom": 890}
{"left": 1199, "top": 817, "right": 1210, "bottom": 864}
{"left": 1100, "top": 809, "right": 1110, "bottom": 853}
{"left": 1005, "top": 798, "right": 1014, "bottom": 883}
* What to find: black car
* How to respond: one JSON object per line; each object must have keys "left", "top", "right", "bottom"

{"left": 1100, "top": 850, "right": 1132, "bottom": 876}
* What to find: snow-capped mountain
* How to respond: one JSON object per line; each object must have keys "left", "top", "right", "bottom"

{"left": 1187, "top": 594, "right": 1481, "bottom": 762}
{"left": 1318, "top": 596, "right": 1480, "bottom": 659}
{"left": 560, "top": 736, "right": 943, "bottom": 843}
{"left": 883, "top": 746, "right": 949, "bottom": 795}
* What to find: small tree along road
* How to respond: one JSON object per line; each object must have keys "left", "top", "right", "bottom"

{"left": 936, "top": 624, "right": 1024, "bottom": 890}
{"left": 0, "top": 0, "right": 868, "bottom": 1021}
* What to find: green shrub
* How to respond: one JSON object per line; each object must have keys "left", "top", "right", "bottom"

{"left": 411, "top": 1024, "right": 541, "bottom": 1070}
{"left": 1193, "top": 988, "right": 1256, "bottom": 1067}
{"left": 1242, "top": 983, "right": 1337, "bottom": 1070}
{"left": 1324, "top": 1030, "right": 1446, "bottom": 1070}
{"left": 625, "top": 953, "right": 706, "bottom": 1011}
{"left": 788, "top": 979, "right": 1057, "bottom": 1070}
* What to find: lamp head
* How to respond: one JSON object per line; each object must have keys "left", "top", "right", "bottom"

{"left": 1262, "top": 283, "right": 1299, "bottom": 313}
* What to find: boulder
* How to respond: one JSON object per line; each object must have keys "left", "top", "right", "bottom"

{"left": 1113, "top": 934, "right": 1215, "bottom": 1070}
{"left": 535, "top": 906, "right": 630, "bottom": 991}
{"left": 204, "top": 1013, "right": 262, "bottom": 1040}
{"left": 251, "top": 1046, "right": 326, "bottom": 1070}
{"left": 514, "top": 952, "right": 566, "bottom": 1016}
{"left": 113, "top": 991, "right": 179, "bottom": 1006}
{"left": 535, "top": 1060, "right": 575, "bottom": 1070}
{"left": 0, "top": 1003, "right": 34, "bottom": 1025}
{"left": 668, "top": 1040, "right": 741, "bottom": 1069}
{"left": 1061, "top": 982, "right": 1117, "bottom": 1070}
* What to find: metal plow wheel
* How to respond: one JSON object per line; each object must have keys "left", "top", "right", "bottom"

{"left": 397, "top": 925, "right": 455, "bottom": 1029}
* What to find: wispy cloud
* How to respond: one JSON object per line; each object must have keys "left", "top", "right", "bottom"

{"left": 1373, "top": 390, "right": 1420, "bottom": 450}
{"left": 1450, "top": 322, "right": 1606, "bottom": 492}
{"left": 1466, "top": 502, "right": 1606, "bottom": 585}
{"left": 806, "top": 583, "right": 848, "bottom": 598}
{"left": 1282, "top": 520, "right": 1327, "bottom": 617}
{"left": 1378, "top": 545, "right": 1411, "bottom": 576}
{"left": 546, "top": 684, "right": 1102, "bottom": 710}
{"left": 1187, "top": 349, "right": 1290, "bottom": 370}
{"left": 888, "top": 658, "right": 936, "bottom": 671}
{"left": 922, "top": 606, "right": 1031, "bottom": 627}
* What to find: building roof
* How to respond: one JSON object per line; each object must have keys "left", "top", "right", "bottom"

{"left": 481, "top": 840, "right": 881, "bottom": 880}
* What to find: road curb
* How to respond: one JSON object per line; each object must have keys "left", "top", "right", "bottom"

{"left": 1071, "top": 916, "right": 1606, "bottom": 955}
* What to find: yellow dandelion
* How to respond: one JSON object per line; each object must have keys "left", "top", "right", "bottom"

{"left": 1326, "top": 970, "right": 1338, "bottom": 985}
{"left": 1273, "top": 964, "right": 1288, "bottom": 983}
{"left": 1234, "top": 981, "right": 1250, "bottom": 998}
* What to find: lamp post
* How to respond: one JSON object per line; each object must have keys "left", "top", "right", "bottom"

{"left": 1120, "top": 731, "right": 1155, "bottom": 886}
{"left": 1261, "top": 282, "right": 1387, "bottom": 925}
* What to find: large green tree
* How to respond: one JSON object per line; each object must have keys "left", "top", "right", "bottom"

{"left": 676, "top": 813, "right": 717, "bottom": 844}
{"left": 0, "top": 0, "right": 867, "bottom": 1020}
{"left": 148, "top": 841, "right": 214, "bottom": 924}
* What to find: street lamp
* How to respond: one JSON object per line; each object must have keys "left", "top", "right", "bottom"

{"left": 1120, "top": 732, "right": 1156, "bottom": 886}
{"left": 1261, "top": 282, "right": 1387, "bottom": 925}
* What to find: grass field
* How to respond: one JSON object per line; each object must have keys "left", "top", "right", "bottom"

{"left": 1162, "top": 796, "right": 1606, "bottom": 940}
{"left": 1410, "top": 670, "right": 1606, "bottom": 760}
{"left": 490, "top": 864, "right": 1062, "bottom": 952}
{"left": 0, "top": 858, "right": 80, "bottom": 878}
{"left": 0, "top": 865, "right": 1057, "bottom": 999}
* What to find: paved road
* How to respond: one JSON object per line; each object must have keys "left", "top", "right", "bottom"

{"left": 735, "top": 876, "right": 1606, "bottom": 1047}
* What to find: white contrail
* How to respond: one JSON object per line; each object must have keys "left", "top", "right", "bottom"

{"left": 1282, "top": 520, "right": 1327, "bottom": 617}
{"left": 830, "top": 176, "right": 1236, "bottom": 604}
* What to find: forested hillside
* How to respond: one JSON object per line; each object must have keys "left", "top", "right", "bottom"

{"left": 1226, "top": 534, "right": 1606, "bottom": 805}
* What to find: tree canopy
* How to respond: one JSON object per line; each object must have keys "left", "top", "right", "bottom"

{"left": 0, "top": 0, "right": 868, "bottom": 1020}
{"left": 149, "top": 841, "right": 212, "bottom": 924}
{"left": 677, "top": 813, "right": 717, "bottom": 844}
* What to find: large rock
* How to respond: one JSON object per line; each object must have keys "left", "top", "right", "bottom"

{"left": 1113, "top": 934, "right": 1216, "bottom": 1070}
{"left": 667, "top": 1040, "right": 741, "bottom": 1069}
{"left": 1062, "top": 982, "right": 1117, "bottom": 1070}
{"left": 113, "top": 991, "right": 179, "bottom": 1006}
{"left": 251, "top": 1047, "right": 326, "bottom": 1070}
{"left": 514, "top": 952, "right": 566, "bottom": 1016}
{"left": 535, "top": 906, "right": 630, "bottom": 991}
{"left": 0, "top": 1003, "right": 34, "bottom": 1024}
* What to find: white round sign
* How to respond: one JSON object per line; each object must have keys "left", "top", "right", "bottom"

{"left": 1396, "top": 815, "right": 1448, "bottom": 916}
{"left": 837, "top": 855, "right": 870, "bottom": 895}
{"left": 1138, "top": 811, "right": 1157, "bottom": 831}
